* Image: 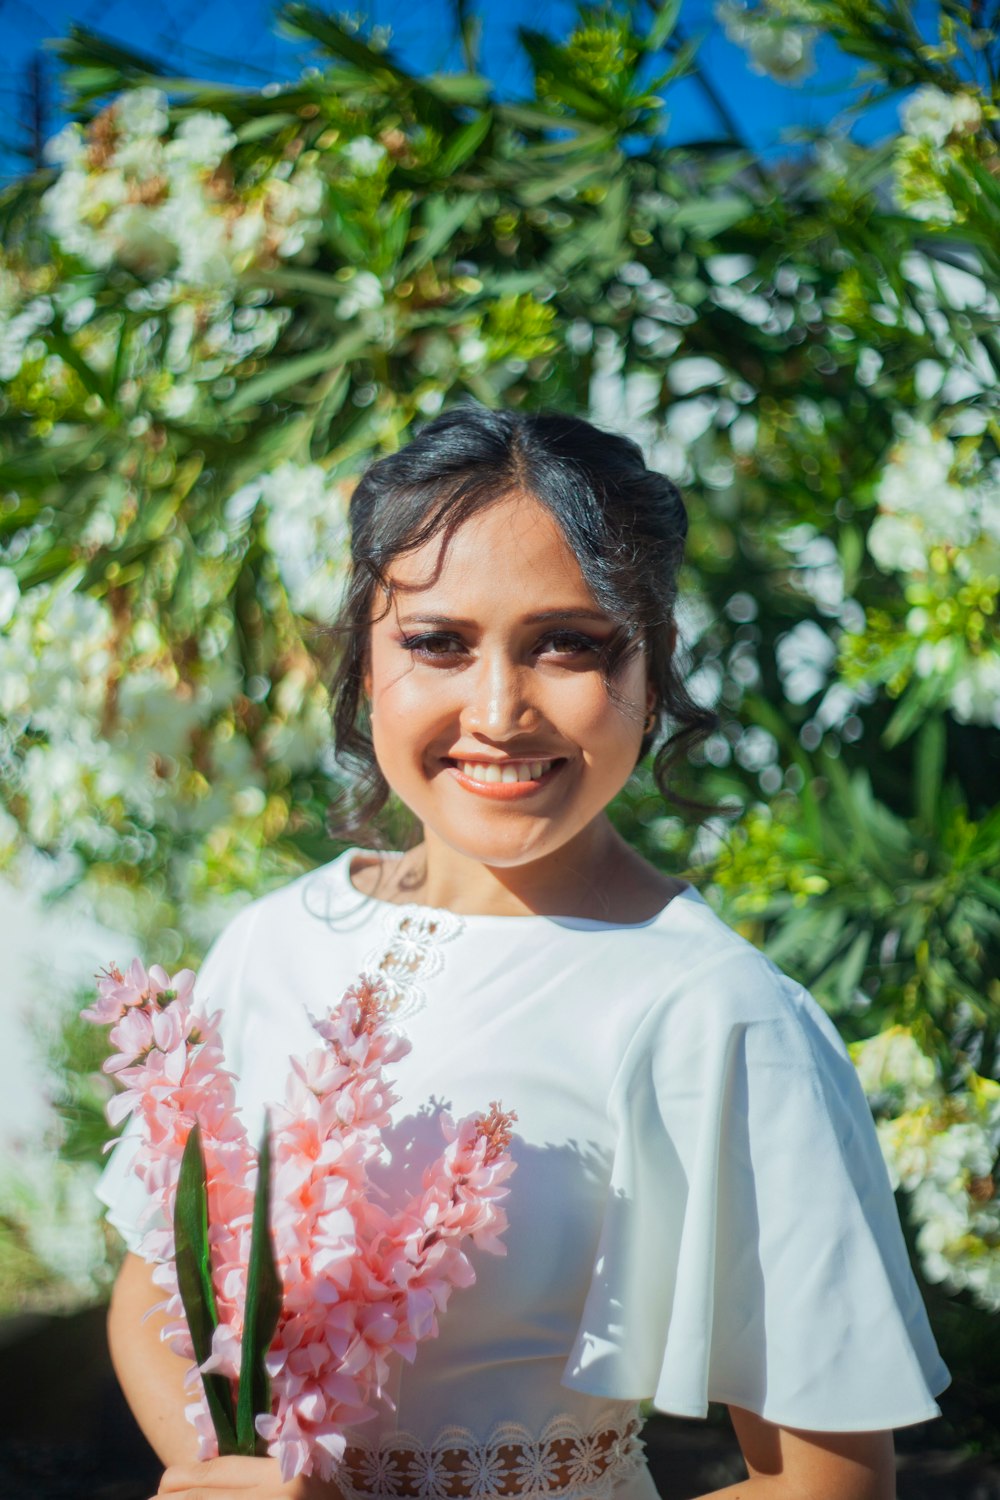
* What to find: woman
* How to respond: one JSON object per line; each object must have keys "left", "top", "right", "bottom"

{"left": 99, "top": 407, "right": 949, "bottom": 1500}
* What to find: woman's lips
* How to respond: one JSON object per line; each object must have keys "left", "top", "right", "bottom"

{"left": 444, "top": 758, "right": 566, "bottom": 800}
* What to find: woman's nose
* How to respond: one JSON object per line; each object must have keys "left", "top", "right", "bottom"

{"left": 464, "top": 653, "right": 537, "bottom": 737}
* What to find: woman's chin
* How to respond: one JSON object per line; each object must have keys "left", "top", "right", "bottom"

{"left": 434, "top": 828, "right": 560, "bottom": 871}
{"left": 418, "top": 805, "right": 610, "bottom": 876}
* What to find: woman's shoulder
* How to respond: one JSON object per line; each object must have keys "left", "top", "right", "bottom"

{"left": 629, "top": 886, "right": 842, "bottom": 1066}
{"left": 646, "top": 884, "right": 794, "bottom": 1006}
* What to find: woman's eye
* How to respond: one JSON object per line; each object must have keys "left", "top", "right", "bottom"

{"left": 399, "top": 630, "right": 602, "bottom": 660}
{"left": 540, "top": 631, "right": 602, "bottom": 657}
{"left": 401, "top": 633, "right": 464, "bottom": 658}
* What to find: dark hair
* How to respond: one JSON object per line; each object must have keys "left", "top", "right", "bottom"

{"left": 326, "top": 403, "right": 716, "bottom": 842}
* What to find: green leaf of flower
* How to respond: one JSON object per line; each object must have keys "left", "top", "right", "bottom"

{"left": 174, "top": 1122, "right": 238, "bottom": 1454}
{"left": 236, "top": 1113, "right": 283, "bottom": 1455}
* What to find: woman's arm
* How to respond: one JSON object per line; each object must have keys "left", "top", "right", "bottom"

{"left": 108, "top": 1252, "right": 340, "bottom": 1499}
{"left": 688, "top": 1407, "right": 895, "bottom": 1500}
{"left": 108, "top": 1256, "right": 893, "bottom": 1500}
{"left": 107, "top": 1250, "right": 201, "bottom": 1467}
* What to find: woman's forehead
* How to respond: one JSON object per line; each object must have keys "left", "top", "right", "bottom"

{"left": 384, "top": 492, "right": 594, "bottom": 603}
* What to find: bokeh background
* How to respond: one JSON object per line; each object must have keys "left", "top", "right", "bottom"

{"left": 1, "top": 1, "right": 998, "bottom": 1495}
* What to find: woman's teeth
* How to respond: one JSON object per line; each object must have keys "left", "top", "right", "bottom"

{"left": 459, "top": 760, "right": 554, "bottom": 784}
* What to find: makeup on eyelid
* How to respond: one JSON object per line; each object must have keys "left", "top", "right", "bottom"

{"left": 397, "top": 628, "right": 606, "bottom": 660}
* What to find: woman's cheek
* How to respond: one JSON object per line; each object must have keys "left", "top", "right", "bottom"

{"left": 371, "top": 678, "right": 453, "bottom": 790}
{"left": 378, "top": 670, "right": 454, "bottom": 732}
{"left": 575, "top": 685, "right": 645, "bottom": 755}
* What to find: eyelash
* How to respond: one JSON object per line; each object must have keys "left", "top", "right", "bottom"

{"left": 400, "top": 631, "right": 603, "bottom": 661}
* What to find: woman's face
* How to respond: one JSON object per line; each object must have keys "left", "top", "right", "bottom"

{"left": 366, "top": 491, "right": 652, "bottom": 870}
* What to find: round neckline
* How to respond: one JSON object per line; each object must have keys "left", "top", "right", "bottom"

{"left": 337, "top": 846, "right": 700, "bottom": 932}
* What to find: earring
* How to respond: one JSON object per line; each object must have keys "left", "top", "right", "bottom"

{"left": 644, "top": 708, "right": 657, "bottom": 734}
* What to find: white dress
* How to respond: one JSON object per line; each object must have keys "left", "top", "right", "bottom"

{"left": 97, "top": 847, "right": 951, "bottom": 1500}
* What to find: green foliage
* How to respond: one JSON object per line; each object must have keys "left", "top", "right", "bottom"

{"left": 708, "top": 743, "right": 1000, "bottom": 1068}
{"left": 47, "top": 1005, "right": 118, "bottom": 1168}
{"left": 0, "top": 1213, "right": 61, "bottom": 1316}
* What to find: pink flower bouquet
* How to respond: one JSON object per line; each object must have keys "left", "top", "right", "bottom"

{"left": 83, "top": 960, "right": 516, "bottom": 1481}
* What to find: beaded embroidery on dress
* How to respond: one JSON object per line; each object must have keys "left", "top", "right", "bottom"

{"left": 340, "top": 1407, "right": 646, "bottom": 1500}
{"left": 362, "top": 904, "right": 465, "bottom": 1021}
{"left": 302, "top": 856, "right": 466, "bottom": 1022}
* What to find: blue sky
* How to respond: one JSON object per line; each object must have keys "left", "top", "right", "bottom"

{"left": 0, "top": 0, "right": 934, "bottom": 184}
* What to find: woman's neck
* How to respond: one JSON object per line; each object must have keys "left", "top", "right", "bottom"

{"left": 352, "top": 817, "right": 682, "bottom": 922}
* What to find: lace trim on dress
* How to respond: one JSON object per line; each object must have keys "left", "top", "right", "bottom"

{"left": 363, "top": 904, "right": 465, "bottom": 1021}
{"left": 339, "top": 1407, "right": 646, "bottom": 1500}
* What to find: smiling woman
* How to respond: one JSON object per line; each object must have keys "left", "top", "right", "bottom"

{"left": 97, "top": 404, "right": 948, "bottom": 1500}
{"left": 327, "top": 406, "right": 713, "bottom": 918}
{"left": 360, "top": 494, "right": 662, "bottom": 910}
{"left": 329, "top": 409, "right": 712, "bottom": 829}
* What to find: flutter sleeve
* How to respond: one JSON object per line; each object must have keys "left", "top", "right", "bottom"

{"left": 562, "top": 945, "right": 951, "bottom": 1431}
{"left": 94, "top": 900, "right": 259, "bottom": 1256}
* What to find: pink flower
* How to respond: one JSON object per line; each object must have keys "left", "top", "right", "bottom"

{"left": 85, "top": 958, "right": 517, "bottom": 1483}
{"left": 200, "top": 1321, "right": 242, "bottom": 1381}
{"left": 84, "top": 958, "right": 196, "bottom": 1024}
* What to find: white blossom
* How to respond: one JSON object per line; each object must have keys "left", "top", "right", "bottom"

{"left": 867, "top": 513, "right": 930, "bottom": 575}
{"left": 776, "top": 620, "right": 836, "bottom": 704}
{"left": 42, "top": 122, "right": 86, "bottom": 168}
{"left": 858, "top": 1033, "right": 1000, "bottom": 1310}
{"left": 41, "top": 169, "right": 124, "bottom": 266}
{"left": 254, "top": 462, "right": 350, "bottom": 622}
{"left": 115, "top": 86, "right": 170, "bottom": 140}
{"left": 107, "top": 205, "right": 177, "bottom": 280}
{"left": 949, "top": 653, "right": 1000, "bottom": 728}
{"left": 666, "top": 398, "right": 717, "bottom": 445}
{"left": 458, "top": 336, "right": 488, "bottom": 368}
{"left": 901, "top": 86, "right": 960, "bottom": 146}
{"left": 343, "top": 136, "right": 387, "bottom": 174}
{"left": 746, "top": 21, "right": 814, "bottom": 81}
{"left": 40, "top": 87, "right": 325, "bottom": 294}
{"left": 716, "top": 2, "right": 816, "bottom": 83}
{"left": 112, "top": 132, "right": 164, "bottom": 182}
{"left": 899, "top": 180, "right": 956, "bottom": 225}
{"left": 951, "top": 93, "right": 983, "bottom": 135}
{"left": 667, "top": 357, "right": 727, "bottom": 394}
{"left": 0, "top": 568, "right": 19, "bottom": 629}
{"left": 870, "top": 428, "right": 988, "bottom": 566}
{"left": 901, "top": 86, "right": 981, "bottom": 145}
{"left": 339, "top": 270, "right": 385, "bottom": 319}
{"left": 705, "top": 254, "right": 755, "bottom": 286}
{"left": 166, "top": 112, "right": 237, "bottom": 170}
{"left": 0, "top": 297, "right": 54, "bottom": 380}
{"left": 158, "top": 381, "right": 199, "bottom": 419}
{"left": 852, "top": 1027, "right": 938, "bottom": 1113}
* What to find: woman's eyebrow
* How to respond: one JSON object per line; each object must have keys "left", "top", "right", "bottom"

{"left": 394, "top": 613, "right": 474, "bottom": 626}
{"left": 394, "top": 608, "right": 614, "bottom": 626}
{"left": 524, "top": 608, "right": 614, "bottom": 624}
